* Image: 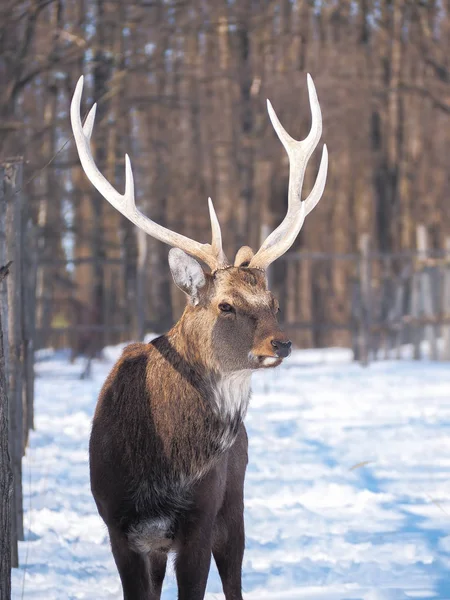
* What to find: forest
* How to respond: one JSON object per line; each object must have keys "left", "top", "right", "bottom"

{"left": 1, "top": 0, "right": 450, "bottom": 350}
{"left": 3, "top": 2, "right": 450, "bottom": 597}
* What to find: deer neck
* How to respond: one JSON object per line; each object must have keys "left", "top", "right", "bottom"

{"left": 167, "top": 310, "right": 252, "bottom": 430}
{"left": 167, "top": 307, "right": 218, "bottom": 373}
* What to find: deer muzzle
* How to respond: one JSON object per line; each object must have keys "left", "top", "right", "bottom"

{"left": 271, "top": 339, "right": 292, "bottom": 358}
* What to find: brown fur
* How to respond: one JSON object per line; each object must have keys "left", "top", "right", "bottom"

{"left": 90, "top": 266, "right": 290, "bottom": 600}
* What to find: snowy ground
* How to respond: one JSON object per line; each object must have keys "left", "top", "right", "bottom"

{"left": 11, "top": 344, "right": 450, "bottom": 599}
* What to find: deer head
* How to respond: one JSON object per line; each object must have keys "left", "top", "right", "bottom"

{"left": 70, "top": 75, "right": 328, "bottom": 372}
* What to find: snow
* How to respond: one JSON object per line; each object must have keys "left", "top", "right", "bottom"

{"left": 11, "top": 346, "right": 450, "bottom": 599}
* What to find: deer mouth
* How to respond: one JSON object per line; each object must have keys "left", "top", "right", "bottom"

{"left": 248, "top": 350, "right": 285, "bottom": 369}
{"left": 260, "top": 355, "right": 283, "bottom": 368}
{"left": 248, "top": 353, "right": 283, "bottom": 368}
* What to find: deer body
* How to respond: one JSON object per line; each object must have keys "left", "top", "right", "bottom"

{"left": 91, "top": 267, "right": 284, "bottom": 599}
{"left": 91, "top": 339, "right": 249, "bottom": 599}
{"left": 71, "top": 75, "right": 327, "bottom": 599}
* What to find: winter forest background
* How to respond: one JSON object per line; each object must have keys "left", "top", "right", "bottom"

{"left": 3, "top": 0, "right": 450, "bottom": 353}
{"left": 3, "top": 1, "right": 450, "bottom": 599}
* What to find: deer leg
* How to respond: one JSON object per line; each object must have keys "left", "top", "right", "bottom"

{"left": 109, "top": 528, "right": 151, "bottom": 600}
{"left": 213, "top": 427, "right": 247, "bottom": 600}
{"left": 212, "top": 500, "right": 245, "bottom": 600}
{"left": 175, "top": 514, "right": 214, "bottom": 600}
{"left": 148, "top": 551, "right": 167, "bottom": 599}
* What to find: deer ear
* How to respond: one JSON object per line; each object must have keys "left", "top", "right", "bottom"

{"left": 168, "top": 248, "right": 206, "bottom": 305}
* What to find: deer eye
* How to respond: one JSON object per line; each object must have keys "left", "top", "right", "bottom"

{"left": 218, "top": 302, "right": 234, "bottom": 313}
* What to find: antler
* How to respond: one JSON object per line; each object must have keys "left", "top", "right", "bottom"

{"left": 249, "top": 74, "right": 328, "bottom": 269}
{"left": 70, "top": 76, "right": 228, "bottom": 271}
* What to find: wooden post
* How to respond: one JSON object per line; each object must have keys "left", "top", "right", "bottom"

{"left": 1, "top": 164, "right": 19, "bottom": 572}
{"left": 416, "top": 225, "right": 438, "bottom": 360}
{"left": 298, "top": 255, "right": 313, "bottom": 348}
{"left": 0, "top": 263, "right": 13, "bottom": 593}
{"left": 379, "top": 259, "right": 391, "bottom": 360}
{"left": 0, "top": 170, "right": 9, "bottom": 397}
{"left": 393, "top": 277, "right": 405, "bottom": 360}
{"left": 442, "top": 238, "right": 450, "bottom": 361}
{"left": 351, "top": 278, "right": 362, "bottom": 362}
{"left": 286, "top": 259, "right": 297, "bottom": 326}
{"left": 357, "top": 234, "right": 372, "bottom": 366}
{"left": 22, "top": 219, "right": 37, "bottom": 438}
{"left": 3, "top": 161, "right": 25, "bottom": 550}
{"left": 410, "top": 269, "right": 422, "bottom": 360}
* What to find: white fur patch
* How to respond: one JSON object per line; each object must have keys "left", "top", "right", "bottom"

{"left": 128, "top": 516, "right": 172, "bottom": 554}
{"left": 211, "top": 371, "right": 252, "bottom": 421}
{"left": 248, "top": 352, "right": 279, "bottom": 368}
{"left": 213, "top": 370, "right": 252, "bottom": 452}
{"left": 262, "top": 356, "right": 279, "bottom": 366}
{"left": 210, "top": 371, "right": 252, "bottom": 451}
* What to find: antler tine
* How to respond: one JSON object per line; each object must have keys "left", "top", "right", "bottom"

{"left": 208, "top": 198, "right": 227, "bottom": 265}
{"left": 71, "top": 76, "right": 227, "bottom": 270}
{"left": 83, "top": 103, "right": 96, "bottom": 140}
{"left": 249, "top": 74, "right": 328, "bottom": 269}
{"left": 124, "top": 154, "right": 136, "bottom": 213}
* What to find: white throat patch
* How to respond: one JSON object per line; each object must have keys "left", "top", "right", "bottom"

{"left": 211, "top": 371, "right": 252, "bottom": 421}
{"left": 210, "top": 371, "right": 252, "bottom": 451}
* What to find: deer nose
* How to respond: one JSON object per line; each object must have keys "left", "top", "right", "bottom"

{"left": 271, "top": 339, "right": 292, "bottom": 358}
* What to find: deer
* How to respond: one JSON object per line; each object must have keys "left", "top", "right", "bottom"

{"left": 70, "top": 74, "right": 327, "bottom": 600}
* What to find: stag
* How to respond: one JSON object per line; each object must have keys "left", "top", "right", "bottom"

{"left": 70, "top": 74, "right": 327, "bottom": 600}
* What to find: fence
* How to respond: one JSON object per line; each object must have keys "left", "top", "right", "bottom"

{"left": 279, "top": 227, "right": 450, "bottom": 364}
{"left": 0, "top": 158, "right": 448, "bottom": 596}
{"left": 351, "top": 228, "right": 450, "bottom": 364}
{"left": 0, "top": 159, "right": 37, "bottom": 595}
{"left": 35, "top": 225, "right": 450, "bottom": 367}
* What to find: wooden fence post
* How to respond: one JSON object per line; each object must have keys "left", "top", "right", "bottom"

{"left": 4, "top": 161, "right": 25, "bottom": 556}
{"left": 0, "top": 170, "right": 9, "bottom": 404}
{"left": 0, "top": 164, "right": 19, "bottom": 572}
{"left": 442, "top": 237, "right": 450, "bottom": 361}
{"left": 393, "top": 271, "right": 407, "bottom": 359}
{"left": 410, "top": 267, "right": 422, "bottom": 360}
{"left": 22, "top": 219, "right": 37, "bottom": 439}
{"left": 0, "top": 262, "right": 13, "bottom": 596}
{"left": 357, "top": 234, "right": 372, "bottom": 366}
{"left": 416, "top": 225, "right": 438, "bottom": 360}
